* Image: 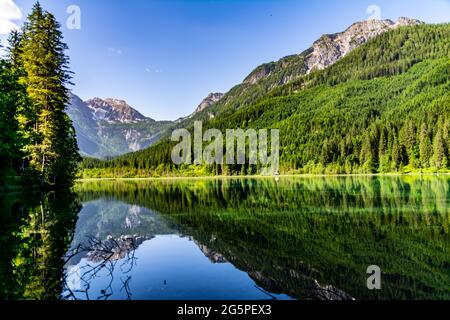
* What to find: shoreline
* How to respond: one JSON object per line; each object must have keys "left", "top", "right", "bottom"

{"left": 2, "top": 172, "right": 449, "bottom": 195}
{"left": 76, "top": 172, "right": 450, "bottom": 182}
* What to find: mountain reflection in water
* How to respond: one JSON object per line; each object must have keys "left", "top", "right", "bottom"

{"left": 1, "top": 176, "right": 449, "bottom": 300}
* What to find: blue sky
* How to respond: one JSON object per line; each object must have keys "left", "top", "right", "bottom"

{"left": 1, "top": 0, "right": 450, "bottom": 120}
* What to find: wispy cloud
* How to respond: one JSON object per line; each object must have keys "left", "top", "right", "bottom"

{"left": 0, "top": 19, "right": 19, "bottom": 34}
{"left": 0, "top": 0, "right": 21, "bottom": 20}
{"left": 108, "top": 47, "right": 123, "bottom": 55}
{"left": 145, "top": 66, "right": 162, "bottom": 74}
{"left": 0, "top": 0, "right": 22, "bottom": 35}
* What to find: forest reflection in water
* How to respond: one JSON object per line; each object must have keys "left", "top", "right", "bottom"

{"left": 1, "top": 176, "right": 449, "bottom": 300}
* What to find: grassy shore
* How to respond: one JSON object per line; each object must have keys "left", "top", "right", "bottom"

{"left": 4, "top": 171, "right": 449, "bottom": 193}
{"left": 76, "top": 171, "right": 450, "bottom": 182}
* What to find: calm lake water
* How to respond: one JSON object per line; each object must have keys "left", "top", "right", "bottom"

{"left": 1, "top": 176, "right": 449, "bottom": 300}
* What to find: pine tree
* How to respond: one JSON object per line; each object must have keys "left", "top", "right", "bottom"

{"left": 7, "top": 30, "right": 22, "bottom": 68}
{"left": 433, "top": 128, "right": 446, "bottom": 169}
{"left": 419, "top": 123, "right": 432, "bottom": 169}
{"left": 391, "top": 136, "right": 402, "bottom": 172}
{"left": 7, "top": 31, "right": 34, "bottom": 175}
{"left": 400, "top": 120, "right": 417, "bottom": 167}
{"left": 378, "top": 129, "right": 388, "bottom": 172}
{"left": 360, "top": 132, "right": 375, "bottom": 172}
{"left": 0, "top": 60, "right": 24, "bottom": 180}
{"left": 17, "top": 2, "right": 80, "bottom": 187}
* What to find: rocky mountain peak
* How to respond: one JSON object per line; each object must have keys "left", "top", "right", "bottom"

{"left": 68, "top": 93, "right": 172, "bottom": 158}
{"left": 396, "top": 17, "right": 423, "bottom": 26}
{"left": 86, "top": 97, "right": 149, "bottom": 123}
{"left": 304, "top": 17, "right": 423, "bottom": 74}
{"left": 195, "top": 92, "right": 224, "bottom": 113}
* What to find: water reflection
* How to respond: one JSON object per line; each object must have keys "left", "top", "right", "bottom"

{"left": 0, "top": 192, "right": 80, "bottom": 300}
{"left": 1, "top": 176, "right": 450, "bottom": 300}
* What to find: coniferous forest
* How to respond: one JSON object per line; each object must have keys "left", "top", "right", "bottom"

{"left": 0, "top": 3, "right": 80, "bottom": 190}
{"left": 2, "top": 3, "right": 450, "bottom": 181}
{"left": 81, "top": 23, "right": 450, "bottom": 178}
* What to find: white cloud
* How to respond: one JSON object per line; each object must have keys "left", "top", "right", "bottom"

{"left": 0, "top": 0, "right": 22, "bottom": 35}
{"left": 0, "top": 19, "right": 19, "bottom": 34}
{"left": 0, "top": 0, "right": 22, "bottom": 20}
{"left": 108, "top": 47, "right": 123, "bottom": 55}
{"left": 145, "top": 67, "right": 162, "bottom": 74}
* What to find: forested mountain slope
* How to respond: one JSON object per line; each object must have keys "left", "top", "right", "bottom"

{"left": 178, "top": 18, "right": 422, "bottom": 124}
{"left": 82, "top": 23, "right": 450, "bottom": 177}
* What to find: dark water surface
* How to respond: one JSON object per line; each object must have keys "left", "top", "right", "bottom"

{"left": 1, "top": 176, "right": 449, "bottom": 300}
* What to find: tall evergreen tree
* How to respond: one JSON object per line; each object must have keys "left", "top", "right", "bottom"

{"left": 17, "top": 2, "right": 80, "bottom": 187}
{"left": 419, "top": 123, "right": 432, "bottom": 169}
{"left": 7, "top": 31, "right": 23, "bottom": 68}
{"left": 0, "top": 60, "right": 25, "bottom": 181}
{"left": 7, "top": 31, "right": 35, "bottom": 175}
{"left": 378, "top": 129, "right": 389, "bottom": 173}
{"left": 400, "top": 120, "right": 417, "bottom": 167}
{"left": 433, "top": 127, "right": 447, "bottom": 169}
{"left": 391, "top": 136, "right": 402, "bottom": 172}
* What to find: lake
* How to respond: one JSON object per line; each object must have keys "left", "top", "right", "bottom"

{"left": 0, "top": 176, "right": 449, "bottom": 300}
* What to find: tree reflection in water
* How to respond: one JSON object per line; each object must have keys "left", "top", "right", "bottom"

{"left": 63, "top": 235, "right": 141, "bottom": 300}
{"left": 1, "top": 176, "right": 449, "bottom": 300}
{"left": 73, "top": 176, "right": 450, "bottom": 300}
{"left": 0, "top": 191, "right": 80, "bottom": 300}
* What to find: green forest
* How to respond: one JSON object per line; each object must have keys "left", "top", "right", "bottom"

{"left": 0, "top": 3, "right": 80, "bottom": 191}
{"left": 81, "top": 23, "right": 450, "bottom": 178}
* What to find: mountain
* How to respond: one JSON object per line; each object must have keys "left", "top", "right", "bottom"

{"left": 81, "top": 19, "right": 450, "bottom": 177}
{"left": 86, "top": 98, "right": 148, "bottom": 123}
{"left": 67, "top": 94, "right": 173, "bottom": 158}
{"left": 194, "top": 93, "right": 224, "bottom": 113}
{"left": 244, "top": 17, "right": 423, "bottom": 86}
{"left": 71, "top": 18, "right": 422, "bottom": 160}
{"left": 67, "top": 94, "right": 102, "bottom": 156}
{"left": 175, "top": 92, "right": 225, "bottom": 124}
{"left": 178, "top": 17, "right": 423, "bottom": 124}
{"left": 151, "top": 18, "right": 423, "bottom": 138}
{"left": 69, "top": 92, "right": 228, "bottom": 158}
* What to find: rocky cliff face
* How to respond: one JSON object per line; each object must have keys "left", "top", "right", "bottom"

{"left": 175, "top": 92, "right": 225, "bottom": 123}
{"left": 195, "top": 93, "right": 224, "bottom": 113}
{"left": 303, "top": 17, "right": 423, "bottom": 74}
{"left": 67, "top": 93, "right": 173, "bottom": 158}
